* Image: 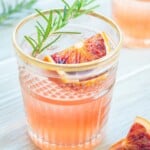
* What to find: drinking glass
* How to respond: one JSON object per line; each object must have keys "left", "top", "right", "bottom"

{"left": 112, "top": 0, "right": 150, "bottom": 48}
{"left": 13, "top": 10, "right": 122, "bottom": 150}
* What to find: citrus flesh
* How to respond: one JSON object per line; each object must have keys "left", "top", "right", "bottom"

{"left": 110, "top": 116, "right": 150, "bottom": 150}
{"left": 51, "top": 33, "right": 108, "bottom": 64}
{"left": 43, "top": 32, "right": 111, "bottom": 86}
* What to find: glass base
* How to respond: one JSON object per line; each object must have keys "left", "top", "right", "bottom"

{"left": 123, "top": 34, "right": 150, "bottom": 49}
{"left": 28, "top": 128, "right": 103, "bottom": 150}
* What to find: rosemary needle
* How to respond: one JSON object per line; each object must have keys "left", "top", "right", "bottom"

{"left": 0, "top": 0, "right": 37, "bottom": 25}
{"left": 24, "top": 0, "right": 99, "bottom": 57}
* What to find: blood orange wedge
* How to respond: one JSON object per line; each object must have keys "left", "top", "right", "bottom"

{"left": 43, "top": 32, "right": 111, "bottom": 88}
{"left": 51, "top": 32, "right": 109, "bottom": 64}
{"left": 110, "top": 116, "right": 150, "bottom": 150}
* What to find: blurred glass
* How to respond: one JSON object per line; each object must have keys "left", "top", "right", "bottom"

{"left": 112, "top": 0, "right": 150, "bottom": 48}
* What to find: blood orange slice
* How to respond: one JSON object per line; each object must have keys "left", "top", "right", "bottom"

{"left": 43, "top": 32, "right": 111, "bottom": 87}
{"left": 51, "top": 32, "right": 109, "bottom": 64}
{"left": 110, "top": 116, "right": 150, "bottom": 150}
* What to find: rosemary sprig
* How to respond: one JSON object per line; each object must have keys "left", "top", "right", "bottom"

{"left": 24, "top": 0, "right": 99, "bottom": 57}
{"left": 0, "top": 0, "right": 37, "bottom": 25}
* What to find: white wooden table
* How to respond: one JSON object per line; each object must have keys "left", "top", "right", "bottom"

{"left": 0, "top": 0, "right": 150, "bottom": 150}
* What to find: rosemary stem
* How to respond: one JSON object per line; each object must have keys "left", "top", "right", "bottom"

{"left": 25, "top": 0, "right": 98, "bottom": 56}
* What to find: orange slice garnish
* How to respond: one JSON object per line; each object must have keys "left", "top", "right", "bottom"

{"left": 110, "top": 116, "right": 150, "bottom": 150}
{"left": 43, "top": 32, "right": 111, "bottom": 86}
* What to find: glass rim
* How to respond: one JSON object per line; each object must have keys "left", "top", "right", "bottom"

{"left": 12, "top": 9, "right": 122, "bottom": 72}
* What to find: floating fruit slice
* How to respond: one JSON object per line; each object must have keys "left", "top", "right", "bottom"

{"left": 51, "top": 33, "right": 109, "bottom": 64}
{"left": 43, "top": 32, "right": 110, "bottom": 87}
{"left": 43, "top": 55, "right": 70, "bottom": 83}
{"left": 110, "top": 116, "right": 150, "bottom": 150}
{"left": 43, "top": 55, "right": 66, "bottom": 77}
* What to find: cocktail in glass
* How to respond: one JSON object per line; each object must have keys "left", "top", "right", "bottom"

{"left": 112, "top": 0, "right": 150, "bottom": 48}
{"left": 13, "top": 10, "right": 122, "bottom": 150}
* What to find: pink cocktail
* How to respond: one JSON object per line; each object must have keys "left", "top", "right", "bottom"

{"left": 13, "top": 10, "right": 122, "bottom": 150}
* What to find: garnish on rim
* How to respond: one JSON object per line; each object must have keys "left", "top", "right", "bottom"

{"left": 24, "top": 0, "right": 99, "bottom": 57}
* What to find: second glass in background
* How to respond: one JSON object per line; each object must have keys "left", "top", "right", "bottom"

{"left": 112, "top": 0, "right": 150, "bottom": 48}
